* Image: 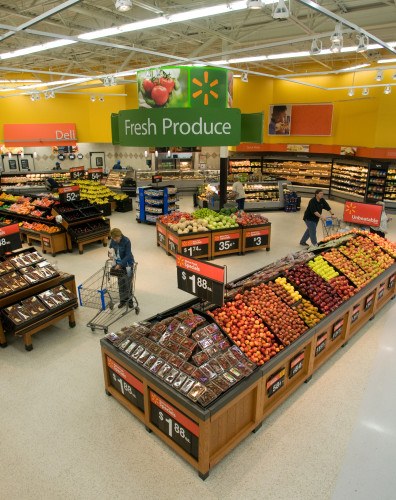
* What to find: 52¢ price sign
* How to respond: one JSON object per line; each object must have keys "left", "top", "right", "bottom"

{"left": 59, "top": 185, "right": 80, "bottom": 203}
{"left": 176, "top": 254, "right": 225, "bottom": 306}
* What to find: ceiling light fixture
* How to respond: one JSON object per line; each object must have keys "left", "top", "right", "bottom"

{"left": 378, "top": 58, "right": 396, "bottom": 64}
{"left": 272, "top": 0, "right": 289, "bottom": 19}
{"left": 339, "top": 63, "right": 370, "bottom": 72}
{"left": 90, "top": 95, "right": 96, "bottom": 102}
{"left": 310, "top": 39, "right": 322, "bottom": 56}
{"left": 155, "top": 150, "right": 158, "bottom": 157}
{"left": 247, "top": 0, "right": 262, "bottom": 7}
{"left": 0, "top": 39, "right": 75, "bottom": 60}
{"left": 362, "top": 87, "right": 369, "bottom": 96}
{"left": 99, "top": 95, "right": 104, "bottom": 102}
{"left": 115, "top": 0, "right": 132, "bottom": 12}
{"left": 33, "top": 152, "right": 37, "bottom": 158}
{"left": 375, "top": 70, "right": 384, "bottom": 81}
{"left": 241, "top": 73, "right": 248, "bottom": 82}
{"left": 347, "top": 88, "right": 354, "bottom": 96}
{"left": 44, "top": 92, "right": 50, "bottom": 99}
{"left": 330, "top": 39, "right": 343, "bottom": 54}
{"left": 330, "top": 23, "right": 343, "bottom": 43}
{"left": 384, "top": 85, "right": 391, "bottom": 95}
{"left": 356, "top": 34, "right": 368, "bottom": 53}
{"left": 392, "top": 72, "right": 396, "bottom": 80}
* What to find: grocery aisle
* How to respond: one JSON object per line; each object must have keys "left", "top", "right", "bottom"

{"left": 0, "top": 197, "right": 395, "bottom": 500}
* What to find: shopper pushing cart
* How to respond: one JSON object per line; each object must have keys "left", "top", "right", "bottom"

{"left": 108, "top": 228, "right": 135, "bottom": 308}
{"left": 299, "top": 189, "right": 336, "bottom": 248}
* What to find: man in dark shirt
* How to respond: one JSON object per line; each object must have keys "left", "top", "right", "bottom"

{"left": 300, "top": 189, "right": 335, "bottom": 247}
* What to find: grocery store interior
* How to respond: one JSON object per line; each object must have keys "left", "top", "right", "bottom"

{"left": 1, "top": 1, "right": 396, "bottom": 499}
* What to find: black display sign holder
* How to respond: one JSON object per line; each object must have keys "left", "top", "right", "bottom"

{"left": 58, "top": 185, "right": 80, "bottom": 203}
{"left": 0, "top": 224, "right": 22, "bottom": 254}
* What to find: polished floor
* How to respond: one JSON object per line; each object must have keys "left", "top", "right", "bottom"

{"left": 1, "top": 196, "right": 395, "bottom": 500}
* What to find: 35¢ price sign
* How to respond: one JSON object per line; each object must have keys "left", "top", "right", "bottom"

{"left": 69, "top": 166, "right": 85, "bottom": 180}
{"left": 0, "top": 224, "right": 22, "bottom": 255}
{"left": 213, "top": 232, "right": 240, "bottom": 255}
{"left": 58, "top": 185, "right": 80, "bottom": 203}
{"left": 176, "top": 254, "right": 225, "bottom": 306}
{"left": 244, "top": 228, "right": 269, "bottom": 249}
{"left": 88, "top": 168, "right": 103, "bottom": 181}
{"left": 107, "top": 357, "right": 144, "bottom": 411}
{"left": 150, "top": 391, "right": 199, "bottom": 459}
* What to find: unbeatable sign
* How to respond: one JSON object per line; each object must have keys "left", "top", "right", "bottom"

{"left": 343, "top": 201, "right": 383, "bottom": 228}
{"left": 112, "top": 108, "right": 241, "bottom": 147}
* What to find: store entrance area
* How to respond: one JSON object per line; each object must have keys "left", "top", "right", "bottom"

{"left": 1, "top": 197, "right": 395, "bottom": 499}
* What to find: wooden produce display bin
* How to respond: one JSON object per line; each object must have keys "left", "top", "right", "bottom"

{"left": 100, "top": 259, "right": 395, "bottom": 479}
{"left": 40, "top": 231, "right": 68, "bottom": 256}
{"left": 166, "top": 227, "right": 211, "bottom": 260}
{"left": 210, "top": 228, "right": 242, "bottom": 258}
{"left": 241, "top": 224, "right": 271, "bottom": 253}
{"left": 156, "top": 221, "right": 167, "bottom": 251}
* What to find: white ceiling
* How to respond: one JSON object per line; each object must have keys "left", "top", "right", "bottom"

{"left": 0, "top": 0, "right": 395, "bottom": 94}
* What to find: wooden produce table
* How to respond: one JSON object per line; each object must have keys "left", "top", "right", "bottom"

{"left": 0, "top": 272, "right": 77, "bottom": 350}
{"left": 156, "top": 221, "right": 167, "bottom": 252}
{"left": 101, "top": 263, "right": 395, "bottom": 479}
{"left": 166, "top": 227, "right": 211, "bottom": 260}
{"left": 241, "top": 223, "right": 271, "bottom": 253}
{"left": 75, "top": 233, "right": 108, "bottom": 254}
{"left": 20, "top": 228, "right": 69, "bottom": 256}
{"left": 210, "top": 228, "right": 242, "bottom": 258}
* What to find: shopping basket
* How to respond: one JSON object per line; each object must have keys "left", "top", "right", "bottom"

{"left": 78, "top": 260, "right": 139, "bottom": 333}
{"left": 321, "top": 217, "right": 341, "bottom": 238}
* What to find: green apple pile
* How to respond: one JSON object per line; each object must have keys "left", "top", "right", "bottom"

{"left": 192, "top": 208, "right": 239, "bottom": 230}
{"left": 308, "top": 255, "right": 339, "bottom": 281}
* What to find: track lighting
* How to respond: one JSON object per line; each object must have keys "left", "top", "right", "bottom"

{"left": 155, "top": 150, "right": 158, "bottom": 157}
{"left": 241, "top": 73, "right": 248, "bottom": 82}
{"left": 115, "top": 0, "right": 132, "bottom": 12}
{"left": 272, "top": 0, "right": 289, "bottom": 19}
{"left": 167, "top": 150, "right": 171, "bottom": 157}
{"left": 356, "top": 35, "right": 368, "bottom": 53}
{"left": 362, "top": 87, "right": 369, "bottom": 96}
{"left": 375, "top": 70, "right": 384, "bottom": 81}
{"left": 99, "top": 95, "right": 104, "bottom": 102}
{"left": 330, "top": 23, "right": 343, "bottom": 43}
{"left": 33, "top": 152, "right": 37, "bottom": 159}
{"left": 310, "top": 39, "right": 322, "bottom": 56}
{"left": 330, "top": 39, "right": 343, "bottom": 53}
{"left": 144, "top": 150, "right": 148, "bottom": 158}
{"left": 30, "top": 92, "right": 40, "bottom": 101}
{"left": 247, "top": 0, "right": 262, "bottom": 8}
{"left": 384, "top": 86, "right": 391, "bottom": 95}
{"left": 44, "top": 92, "right": 50, "bottom": 99}
{"left": 30, "top": 94, "right": 35, "bottom": 101}
{"left": 392, "top": 72, "right": 396, "bottom": 80}
{"left": 348, "top": 88, "right": 354, "bottom": 97}
{"left": 90, "top": 95, "right": 96, "bottom": 102}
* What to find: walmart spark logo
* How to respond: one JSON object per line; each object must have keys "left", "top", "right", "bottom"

{"left": 345, "top": 202, "right": 356, "bottom": 215}
{"left": 190, "top": 68, "right": 227, "bottom": 108}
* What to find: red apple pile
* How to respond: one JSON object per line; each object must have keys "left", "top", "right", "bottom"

{"left": 209, "top": 298, "right": 283, "bottom": 365}
{"left": 267, "top": 280, "right": 299, "bottom": 306}
{"left": 286, "top": 264, "right": 344, "bottom": 314}
{"left": 322, "top": 248, "right": 370, "bottom": 289}
{"left": 236, "top": 213, "right": 269, "bottom": 226}
{"left": 243, "top": 283, "right": 308, "bottom": 345}
{"left": 328, "top": 276, "right": 356, "bottom": 300}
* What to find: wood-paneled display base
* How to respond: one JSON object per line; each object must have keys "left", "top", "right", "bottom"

{"left": 20, "top": 229, "right": 69, "bottom": 256}
{"left": 101, "top": 263, "right": 395, "bottom": 479}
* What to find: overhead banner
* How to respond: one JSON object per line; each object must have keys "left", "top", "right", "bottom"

{"left": 3, "top": 123, "right": 77, "bottom": 147}
{"left": 241, "top": 112, "right": 264, "bottom": 143}
{"left": 112, "top": 108, "right": 241, "bottom": 147}
{"left": 137, "top": 67, "right": 233, "bottom": 109}
{"left": 343, "top": 201, "right": 382, "bottom": 227}
{"left": 268, "top": 104, "right": 333, "bottom": 137}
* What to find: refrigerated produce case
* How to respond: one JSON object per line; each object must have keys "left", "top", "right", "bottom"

{"left": 135, "top": 169, "right": 220, "bottom": 193}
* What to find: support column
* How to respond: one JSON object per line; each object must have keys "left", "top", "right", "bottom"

{"left": 219, "top": 146, "right": 228, "bottom": 210}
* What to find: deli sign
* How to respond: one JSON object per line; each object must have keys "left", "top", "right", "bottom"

{"left": 4, "top": 123, "right": 77, "bottom": 147}
{"left": 343, "top": 201, "right": 382, "bottom": 228}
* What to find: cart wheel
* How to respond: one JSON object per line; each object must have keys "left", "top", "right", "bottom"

{"left": 52, "top": 253, "right": 56, "bottom": 257}
{"left": 103, "top": 242, "right": 107, "bottom": 247}
{"left": 135, "top": 307, "right": 140, "bottom": 314}
{"left": 137, "top": 220, "right": 141, "bottom": 224}
{"left": 91, "top": 327, "right": 95, "bottom": 332}
{"left": 104, "top": 328, "right": 108, "bottom": 334}
{"left": 109, "top": 304, "right": 114, "bottom": 311}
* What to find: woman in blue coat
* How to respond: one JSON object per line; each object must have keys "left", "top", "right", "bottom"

{"left": 109, "top": 228, "right": 135, "bottom": 307}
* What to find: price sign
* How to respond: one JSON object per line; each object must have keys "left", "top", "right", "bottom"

{"left": 107, "top": 357, "right": 144, "bottom": 411}
{"left": 157, "top": 224, "right": 166, "bottom": 245}
{"left": 88, "top": 168, "right": 103, "bottom": 181}
{"left": 351, "top": 304, "right": 360, "bottom": 323}
{"left": 42, "top": 237, "right": 50, "bottom": 248}
{"left": 69, "top": 166, "right": 85, "bottom": 180}
{"left": 181, "top": 237, "right": 209, "bottom": 258}
{"left": 388, "top": 274, "right": 395, "bottom": 290}
{"left": 378, "top": 283, "right": 385, "bottom": 300}
{"left": 315, "top": 333, "right": 327, "bottom": 357}
{"left": 267, "top": 368, "right": 285, "bottom": 397}
{"left": 58, "top": 185, "right": 80, "bottom": 203}
{"left": 0, "top": 224, "right": 22, "bottom": 255}
{"left": 289, "top": 352, "right": 305, "bottom": 379}
{"left": 8, "top": 159, "right": 17, "bottom": 170}
{"left": 365, "top": 292, "right": 374, "bottom": 311}
{"left": 20, "top": 158, "right": 30, "bottom": 170}
{"left": 176, "top": 254, "right": 225, "bottom": 306}
{"left": 168, "top": 233, "right": 178, "bottom": 254}
{"left": 152, "top": 174, "right": 162, "bottom": 183}
{"left": 332, "top": 319, "right": 344, "bottom": 341}
{"left": 150, "top": 391, "right": 199, "bottom": 459}
{"left": 214, "top": 232, "right": 240, "bottom": 253}
{"left": 245, "top": 228, "right": 269, "bottom": 249}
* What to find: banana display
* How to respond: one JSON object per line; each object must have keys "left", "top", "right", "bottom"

{"left": 71, "top": 180, "right": 128, "bottom": 205}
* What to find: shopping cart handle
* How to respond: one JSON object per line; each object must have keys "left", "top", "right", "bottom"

{"left": 77, "top": 284, "right": 83, "bottom": 307}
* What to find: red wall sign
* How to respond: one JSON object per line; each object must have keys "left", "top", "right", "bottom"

{"left": 343, "top": 201, "right": 382, "bottom": 227}
{"left": 4, "top": 123, "right": 77, "bottom": 147}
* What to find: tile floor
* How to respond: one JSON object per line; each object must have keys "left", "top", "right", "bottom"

{"left": 1, "top": 195, "right": 395, "bottom": 500}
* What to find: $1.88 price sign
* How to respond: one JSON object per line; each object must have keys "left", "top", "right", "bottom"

{"left": 176, "top": 254, "right": 225, "bottom": 306}
{"left": 58, "top": 185, "right": 80, "bottom": 203}
{"left": 107, "top": 357, "right": 144, "bottom": 411}
{"left": 0, "top": 223, "right": 22, "bottom": 255}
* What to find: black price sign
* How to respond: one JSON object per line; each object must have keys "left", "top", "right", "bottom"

{"left": 58, "top": 185, "right": 80, "bottom": 203}
{"left": 150, "top": 391, "right": 199, "bottom": 460}
{"left": 351, "top": 304, "right": 360, "bottom": 323}
{"left": 332, "top": 319, "right": 344, "bottom": 341}
{"left": 107, "top": 357, "right": 144, "bottom": 411}
{"left": 58, "top": 146, "right": 73, "bottom": 154}
{"left": 315, "top": 333, "right": 327, "bottom": 357}
{"left": 181, "top": 237, "right": 209, "bottom": 258}
{"left": 69, "top": 166, "right": 85, "bottom": 180}
{"left": 176, "top": 254, "right": 225, "bottom": 306}
{"left": 245, "top": 228, "right": 269, "bottom": 249}
{"left": 289, "top": 352, "right": 305, "bottom": 379}
{"left": 168, "top": 233, "right": 178, "bottom": 254}
{"left": 267, "top": 368, "right": 285, "bottom": 397}
{"left": 388, "top": 274, "right": 395, "bottom": 290}
{"left": 88, "top": 168, "right": 103, "bottom": 181}
{"left": 365, "top": 292, "right": 374, "bottom": 311}
{"left": 20, "top": 158, "right": 30, "bottom": 170}
{"left": 214, "top": 232, "right": 239, "bottom": 253}
{"left": 0, "top": 224, "right": 22, "bottom": 255}
{"left": 157, "top": 225, "right": 166, "bottom": 245}
{"left": 8, "top": 159, "right": 17, "bottom": 170}
{"left": 378, "top": 283, "right": 385, "bottom": 300}
{"left": 152, "top": 174, "right": 162, "bottom": 183}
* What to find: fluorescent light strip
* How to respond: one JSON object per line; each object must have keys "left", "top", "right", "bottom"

{"left": 0, "top": 79, "right": 41, "bottom": 83}
{"left": 339, "top": 63, "right": 371, "bottom": 71}
{"left": 0, "top": 39, "right": 75, "bottom": 60}
{"left": 378, "top": 58, "right": 396, "bottom": 63}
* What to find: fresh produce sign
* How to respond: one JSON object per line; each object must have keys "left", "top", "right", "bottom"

{"left": 364, "top": 292, "right": 374, "bottom": 311}
{"left": 107, "top": 356, "right": 144, "bottom": 411}
{"left": 113, "top": 108, "right": 241, "bottom": 147}
{"left": 150, "top": 390, "right": 199, "bottom": 460}
{"left": 176, "top": 254, "right": 225, "bottom": 306}
{"left": 58, "top": 185, "right": 80, "bottom": 203}
{"left": 389, "top": 274, "right": 395, "bottom": 289}
{"left": 157, "top": 224, "right": 166, "bottom": 245}
{"left": 168, "top": 232, "right": 178, "bottom": 255}
{"left": 343, "top": 201, "right": 382, "bottom": 227}
{"left": 0, "top": 223, "right": 22, "bottom": 254}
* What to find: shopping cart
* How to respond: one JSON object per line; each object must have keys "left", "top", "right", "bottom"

{"left": 321, "top": 217, "right": 341, "bottom": 238}
{"left": 78, "top": 260, "right": 139, "bottom": 333}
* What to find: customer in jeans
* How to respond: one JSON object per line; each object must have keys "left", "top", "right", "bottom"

{"left": 300, "top": 189, "right": 335, "bottom": 248}
{"left": 108, "top": 228, "right": 134, "bottom": 308}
